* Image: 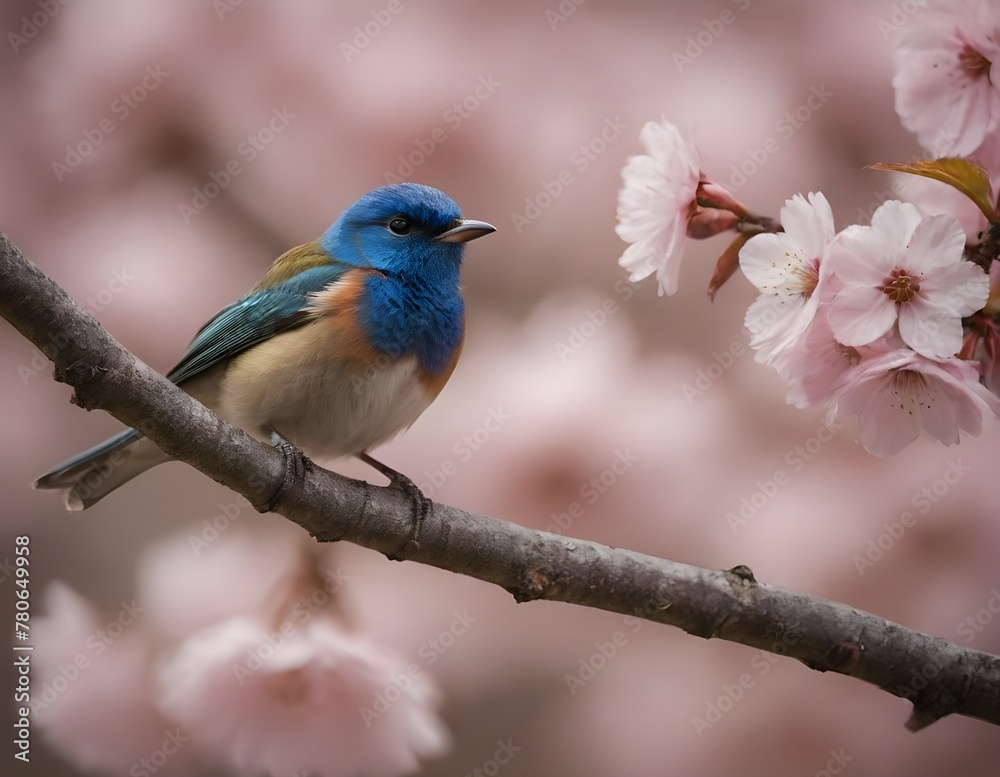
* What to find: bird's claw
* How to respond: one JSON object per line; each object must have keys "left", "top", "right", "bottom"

{"left": 358, "top": 452, "right": 430, "bottom": 559}
{"left": 259, "top": 430, "right": 313, "bottom": 513}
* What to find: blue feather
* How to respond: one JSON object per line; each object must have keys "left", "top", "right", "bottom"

{"left": 168, "top": 264, "right": 348, "bottom": 385}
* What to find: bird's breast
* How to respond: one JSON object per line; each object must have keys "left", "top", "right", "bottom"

{"left": 215, "top": 269, "right": 460, "bottom": 459}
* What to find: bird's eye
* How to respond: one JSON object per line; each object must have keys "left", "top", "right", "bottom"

{"left": 388, "top": 217, "right": 411, "bottom": 235}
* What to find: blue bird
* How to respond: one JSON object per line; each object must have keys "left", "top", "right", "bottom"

{"left": 35, "top": 183, "right": 495, "bottom": 512}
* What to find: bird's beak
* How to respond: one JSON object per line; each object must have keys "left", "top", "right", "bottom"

{"left": 435, "top": 219, "right": 497, "bottom": 243}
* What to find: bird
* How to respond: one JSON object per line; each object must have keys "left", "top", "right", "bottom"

{"left": 35, "top": 182, "right": 495, "bottom": 515}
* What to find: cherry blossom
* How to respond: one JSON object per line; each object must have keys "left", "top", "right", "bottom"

{"left": 615, "top": 119, "right": 743, "bottom": 296}
{"left": 616, "top": 119, "right": 701, "bottom": 296}
{"left": 739, "top": 192, "right": 838, "bottom": 374}
{"left": 157, "top": 615, "right": 448, "bottom": 777}
{"left": 834, "top": 347, "right": 1000, "bottom": 455}
{"left": 826, "top": 200, "right": 988, "bottom": 359}
{"left": 893, "top": 0, "right": 1000, "bottom": 161}
{"left": 782, "top": 308, "right": 870, "bottom": 410}
{"left": 33, "top": 584, "right": 202, "bottom": 777}
{"left": 34, "top": 527, "right": 450, "bottom": 777}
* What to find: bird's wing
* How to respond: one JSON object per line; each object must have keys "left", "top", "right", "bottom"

{"left": 167, "top": 261, "right": 353, "bottom": 385}
{"left": 35, "top": 245, "right": 359, "bottom": 496}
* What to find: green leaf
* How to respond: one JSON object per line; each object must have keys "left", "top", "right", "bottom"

{"left": 868, "top": 158, "right": 996, "bottom": 221}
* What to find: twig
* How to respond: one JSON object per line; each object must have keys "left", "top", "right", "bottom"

{"left": 2, "top": 231, "right": 998, "bottom": 731}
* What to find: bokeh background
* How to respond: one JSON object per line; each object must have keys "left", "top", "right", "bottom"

{"left": 2, "top": 1, "right": 999, "bottom": 775}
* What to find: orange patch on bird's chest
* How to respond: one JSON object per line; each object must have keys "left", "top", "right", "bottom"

{"left": 307, "top": 268, "right": 464, "bottom": 401}
{"left": 306, "top": 269, "right": 387, "bottom": 363}
{"left": 417, "top": 332, "right": 464, "bottom": 399}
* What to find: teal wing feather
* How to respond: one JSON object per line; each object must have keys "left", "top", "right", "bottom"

{"left": 168, "top": 264, "right": 352, "bottom": 385}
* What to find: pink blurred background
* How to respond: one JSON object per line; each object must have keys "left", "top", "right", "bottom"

{"left": 2, "top": 0, "right": 999, "bottom": 774}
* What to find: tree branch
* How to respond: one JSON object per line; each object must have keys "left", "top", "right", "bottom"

{"left": 3, "top": 231, "right": 998, "bottom": 732}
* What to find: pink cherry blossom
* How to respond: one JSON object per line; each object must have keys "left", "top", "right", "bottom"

{"left": 35, "top": 526, "right": 450, "bottom": 777}
{"left": 835, "top": 348, "right": 1000, "bottom": 455}
{"left": 739, "top": 192, "right": 837, "bottom": 374}
{"left": 827, "top": 200, "right": 988, "bottom": 359}
{"left": 893, "top": 0, "right": 1000, "bottom": 161}
{"left": 157, "top": 615, "right": 448, "bottom": 777}
{"left": 33, "top": 584, "right": 202, "bottom": 777}
{"left": 782, "top": 308, "right": 870, "bottom": 410}
{"left": 616, "top": 119, "right": 701, "bottom": 296}
{"left": 615, "top": 119, "right": 744, "bottom": 296}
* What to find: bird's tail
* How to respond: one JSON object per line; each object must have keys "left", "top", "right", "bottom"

{"left": 33, "top": 429, "right": 171, "bottom": 510}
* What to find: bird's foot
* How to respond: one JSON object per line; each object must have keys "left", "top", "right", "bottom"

{"left": 358, "top": 452, "right": 430, "bottom": 560}
{"left": 259, "top": 429, "right": 313, "bottom": 513}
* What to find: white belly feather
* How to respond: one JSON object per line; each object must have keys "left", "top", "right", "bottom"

{"left": 213, "top": 325, "right": 436, "bottom": 459}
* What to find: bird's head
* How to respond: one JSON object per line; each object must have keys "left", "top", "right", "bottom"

{"left": 321, "top": 183, "right": 495, "bottom": 277}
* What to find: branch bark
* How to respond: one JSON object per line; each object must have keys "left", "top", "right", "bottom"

{"left": 3, "top": 231, "right": 998, "bottom": 731}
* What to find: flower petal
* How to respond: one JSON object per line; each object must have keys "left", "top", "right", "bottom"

{"left": 904, "top": 212, "right": 968, "bottom": 272}
{"left": 614, "top": 118, "right": 701, "bottom": 296}
{"left": 828, "top": 286, "right": 898, "bottom": 345}
{"left": 898, "top": 297, "right": 963, "bottom": 358}
{"left": 779, "top": 192, "right": 835, "bottom": 260}
{"left": 738, "top": 232, "right": 797, "bottom": 290}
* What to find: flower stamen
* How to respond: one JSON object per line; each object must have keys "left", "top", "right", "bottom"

{"left": 882, "top": 268, "right": 920, "bottom": 303}
{"left": 889, "top": 369, "right": 927, "bottom": 414}
{"left": 790, "top": 258, "right": 820, "bottom": 298}
{"left": 958, "top": 43, "right": 992, "bottom": 83}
